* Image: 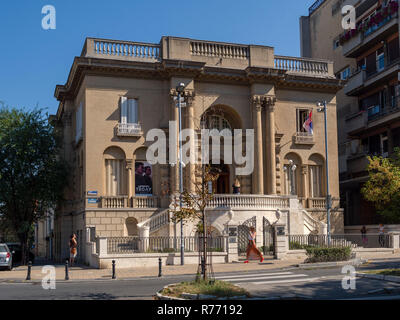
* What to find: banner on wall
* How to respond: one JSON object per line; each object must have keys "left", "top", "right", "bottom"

{"left": 135, "top": 161, "right": 153, "bottom": 195}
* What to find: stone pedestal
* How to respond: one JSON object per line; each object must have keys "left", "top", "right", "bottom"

{"left": 274, "top": 223, "right": 288, "bottom": 260}
{"left": 225, "top": 210, "right": 239, "bottom": 262}
{"left": 389, "top": 232, "right": 400, "bottom": 249}
{"left": 139, "top": 226, "right": 150, "bottom": 252}
{"left": 97, "top": 237, "right": 107, "bottom": 257}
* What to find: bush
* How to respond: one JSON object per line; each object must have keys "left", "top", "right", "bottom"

{"left": 305, "top": 246, "right": 352, "bottom": 263}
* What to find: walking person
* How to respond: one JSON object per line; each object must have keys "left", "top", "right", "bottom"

{"left": 361, "top": 225, "right": 368, "bottom": 247}
{"left": 244, "top": 227, "right": 264, "bottom": 263}
{"left": 69, "top": 234, "right": 77, "bottom": 266}
{"left": 378, "top": 224, "right": 385, "bottom": 247}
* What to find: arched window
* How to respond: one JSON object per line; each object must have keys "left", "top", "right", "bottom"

{"left": 201, "top": 113, "right": 232, "bottom": 131}
{"left": 283, "top": 153, "right": 302, "bottom": 196}
{"left": 104, "top": 147, "right": 127, "bottom": 196}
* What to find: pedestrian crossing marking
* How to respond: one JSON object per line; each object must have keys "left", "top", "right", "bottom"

{"left": 215, "top": 272, "right": 293, "bottom": 280}
{"left": 218, "top": 274, "right": 308, "bottom": 282}
{"left": 214, "top": 271, "right": 317, "bottom": 285}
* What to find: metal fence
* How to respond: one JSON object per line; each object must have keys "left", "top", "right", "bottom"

{"left": 288, "top": 234, "right": 392, "bottom": 250}
{"left": 106, "top": 236, "right": 226, "bottom": 254}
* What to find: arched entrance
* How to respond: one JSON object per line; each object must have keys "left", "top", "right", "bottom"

{"left": 210, "top": 163, "right": 230, "bottom": 194}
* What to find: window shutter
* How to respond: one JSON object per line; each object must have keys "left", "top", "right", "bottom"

{"left": 120, "top": 97, "right": 128, "bottom": 124}
{"left": 128, "top": 99, "right": 138, "bottom": 124}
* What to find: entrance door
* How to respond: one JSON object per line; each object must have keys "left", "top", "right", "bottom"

{"left": 263, "top": 217, "right": 275, "bottom": 257}
{"left": 211, "top": 163, "right": 230, "bottom": 194}
{"left": 238, "top": 216, "right": 257, "bottom": 256}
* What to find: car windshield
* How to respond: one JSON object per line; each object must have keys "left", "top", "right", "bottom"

{"left": 0, "top": 245, "right": 8, "bottom": 253}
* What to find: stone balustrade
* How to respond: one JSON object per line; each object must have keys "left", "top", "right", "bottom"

{"left": 101, "top": 196, "right": 128, "bottom": 208}
{"left": 308, "top": 197, "right": 340, "bottom": 209}
{"left": 274, "top": 56, "right": 331, "bottom": 76}
{"left": 149, "top": 210, "right": 171, "bottom": 232}
{"left": 132, "top": 196, "right": 159, "bottom": 208}
{"left": 190, "top": 41, "right": 249, "bottom": 59}
{"left": 82, "top": 38, "right": 161, "bottom": 61}
{"left": 207, "top": 194, "right": 290, "bottom": 209}
{"left": 80, "top": 37, "right": 334, "bottom": 77}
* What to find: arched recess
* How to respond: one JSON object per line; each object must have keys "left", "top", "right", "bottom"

{"left": 103, "top": 146, "right": 127, "bottom": 196}
{"left": 283, "top": 152, "right": 303, "bottom": 197}
{"left": 124, "top": 217, "right": 138, "bottom": 236}
{"left": 308, "top": 153, "right": 325, "bottom": 198}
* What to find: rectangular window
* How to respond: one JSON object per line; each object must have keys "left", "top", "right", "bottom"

{"left": 388, "top": 37, "right": 400, "bottom": 64}
{"left": 377, "top": 47, "right": 385, "bottom": 72}
{"left": 120, "top": 97, "right": 139, "bottom": 124}
{"left": 296, "top": 109, "right": 310, "bottom": 133}
{"left": 309, "top": 165, "right": 323, "bottom": 198}
{"left": 366, "top": 52, "right": 377, "bottom": 76}
{"left": 339, "top": 67, "right": 350, "bottom": 80}
{"left": 75, "top": 103, "right": 83, "bottom": 143}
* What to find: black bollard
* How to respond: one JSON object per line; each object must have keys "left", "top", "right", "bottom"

{"left": 158, "top": 257, "right": 162, "bottom": 277}
{"left": 65, "top": 259, "right": 69, "bottom": 280}
{"left": 26, "top": 261, "right": 32, "bottom": 281}
{"left": 112, "top": 260, "right": 116, "bottom": 279}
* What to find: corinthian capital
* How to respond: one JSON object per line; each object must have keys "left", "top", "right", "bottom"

{"left": 169, "top": 89, "right": 195, "bottom": 106}
{"left": 251, "top": 95, "right": 276, "bottom": 111}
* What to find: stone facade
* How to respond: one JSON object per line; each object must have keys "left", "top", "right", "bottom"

{"left": 53, "top": 36, "right": 344, "bottom": 263}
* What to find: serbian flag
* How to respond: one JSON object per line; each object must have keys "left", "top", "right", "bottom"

{"left": 303, "top": 111, "right": 313, "bottom": 135}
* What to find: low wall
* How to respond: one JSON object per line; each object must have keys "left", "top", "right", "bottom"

{"left": 96, "top": 252, "right": 227, "bottom": 269}
{"left": 345, "top": 224, "right": 400, "bottom": 233}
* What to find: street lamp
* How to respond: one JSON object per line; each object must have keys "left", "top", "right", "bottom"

{"left": 284, "top": 160, "right": 297, "bottom": 195}
{"left": 176, "top": 82, "right": 185, "bottom": 265}
{"left": 317, "top": 100, "right": 331, "bottom": 246}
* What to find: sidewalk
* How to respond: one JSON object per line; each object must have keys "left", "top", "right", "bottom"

{"left": 0, "top": 258, "right": 302, "bottom": 282}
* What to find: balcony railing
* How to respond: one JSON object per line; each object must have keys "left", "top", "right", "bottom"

{"left": 82, "top": 38, "right": 161, "bottom": 62}
{"left": 116, "top": 123, "right": 142, "bottom": 136}
{"left": 190, "top": 41, "right": 249, "bottom": 59}
{"left": 293, "top": 132, "right": 315, "bottom": 145}
{"left": 274, "top": 56, "right": 331, "bottom": 77}
{"left": 308, "top": 197, "right": 340, "bottom": 209}
{"left": 100, "top": 196, "right": 159, "bottom": 208}
{"left": 207, "top": 194, "right": 290, "bottom": 209}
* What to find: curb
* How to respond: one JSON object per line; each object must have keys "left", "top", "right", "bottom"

{"left": 295, "top": 258, "right": 367, "bottom": 269}
{"left": 356, "top": 272, "right": 400, "bottom": 283}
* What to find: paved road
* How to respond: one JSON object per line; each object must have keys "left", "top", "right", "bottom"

{"left": 0, "top": 259, "right": 399, "bottom": 300}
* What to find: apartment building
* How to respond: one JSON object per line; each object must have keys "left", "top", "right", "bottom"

{"left": 53, "top": 36, "right": 343, "bottom": 263}
{"left": 301, "top": 0, "right": 400, "bottom": 225}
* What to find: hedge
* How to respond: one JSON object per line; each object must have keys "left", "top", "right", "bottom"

{"left": 305, "top": 246, "right": 352, "bottom": 263}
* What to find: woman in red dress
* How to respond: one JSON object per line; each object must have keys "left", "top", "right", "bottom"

{"left": 244, "top": 227, "right": 264, "bottom": 263}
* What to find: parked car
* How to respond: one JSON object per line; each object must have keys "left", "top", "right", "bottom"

{"left": 0, "top": 244, "right": 13, "bottom": 270}
{"left": 6, "top": 243, "right": 35, "bottom": 265}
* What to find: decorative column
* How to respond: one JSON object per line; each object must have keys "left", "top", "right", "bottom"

{"left": 169, "top": 91, "right": 179, "bottom": 194}
{"left": 186, "top": 93, "right": 196, "bottom": 193}
{"left": 251, "top": 96, "right": 264, "bottom": 195}
{"left": 126, "top": 160, "right": 133, "bottom": 207}
{"left": 265, "top": 96, "right": 277, "bottom": 195}
{"left": 301, "top": 164, "right": 309, "bottom": 207}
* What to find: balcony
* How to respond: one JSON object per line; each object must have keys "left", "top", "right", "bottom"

{"left": 100, "top": 196, "right": 159, "bottom": 209}
{"left": 116, "top": 123, "right": 142, "bottom": 137}
{"left": 345, "top": 111, "right": 368, "bottom": 136}
{"left": 293, "top": 132, "right": 315, "bottom": 145}
{"left": 342, "top": 4, "right": 399, "bottom": 58}
{"left": 206, "top": 194, "right": 290, "bottom": 210}
{"left": 347, "top": 153, "right": 370, "bottom": 174}
{"left": 344, "top": 69, "right": 365, "bottom": 95}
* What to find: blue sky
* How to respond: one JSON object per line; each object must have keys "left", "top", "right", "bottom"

{"left": 0, "top": 0, "right": 316, "bottom": 115}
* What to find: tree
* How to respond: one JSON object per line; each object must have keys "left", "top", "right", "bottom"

{"left": 169, "top": 164, "right": 219, "bottom": 281}
{"left": 361, "top": 147, "right": 400, "bottom": 223}
{"left": 0, "top": 107, "right": 67, "bottom": 264}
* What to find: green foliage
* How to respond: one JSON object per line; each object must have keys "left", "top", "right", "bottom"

{"left": 305, "top": 246, "right": 352, "bottom": 263}
{"left": 0, "top": 107, "right": 68, "bottom": 262}
{"left": 361, "top": 148, "right": 400, "bottom": 223}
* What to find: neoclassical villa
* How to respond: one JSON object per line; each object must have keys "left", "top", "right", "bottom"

{"left": 53, "top": 36, "right": 344, "bottom": 265}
